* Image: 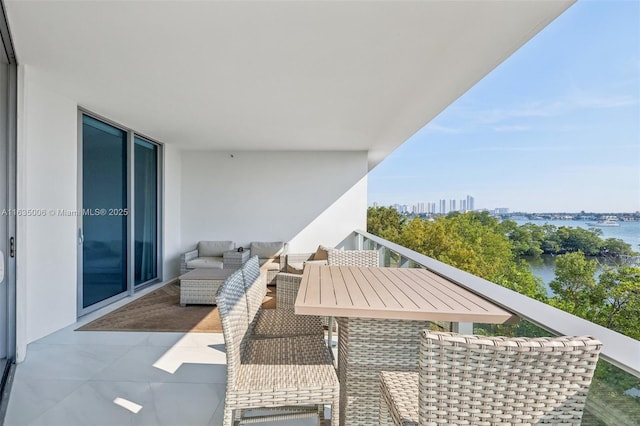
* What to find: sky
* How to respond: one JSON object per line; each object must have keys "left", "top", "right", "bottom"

{"left": 368, "top": 0, "right": 640, "bottom": 214}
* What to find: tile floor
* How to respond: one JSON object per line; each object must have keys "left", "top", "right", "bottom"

{"left": 4, "top": 285, "right": 334, "bottom": 426}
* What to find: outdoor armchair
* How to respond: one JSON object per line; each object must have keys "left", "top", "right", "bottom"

{"left": 241, "top": 255, "right": 323, "bottom": 338}
{"left": 276, "top": 246, "right": 330, "bottom": 309}
{"left": 179, "top": 240, "right": 235, "bottom": 275}
{"left": 249, "top": 241, "right": 288, "bottom": 285}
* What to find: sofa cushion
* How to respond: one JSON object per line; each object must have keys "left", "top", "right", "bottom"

{"left": 187, "top": 257, "right": 224, "bottom": 269}
{"left": 198, "top": 241, "right": 234, "bottom": 257}
{"left": 250, "top": 241, "right": 284, "bottom": 259}
{"left": 313, "top": 245, "right": 331, "bottom": 261}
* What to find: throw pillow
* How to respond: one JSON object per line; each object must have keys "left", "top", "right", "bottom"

{"left": 313, "top": 245, "right": 331, "bottom": 261}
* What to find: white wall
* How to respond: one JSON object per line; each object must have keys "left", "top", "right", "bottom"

{"left": 162, "top": 144, "right": 182, "bottom": 279}
{"left": 16, "top": 66, "right": 78, "bottom": 356}
{"left": 14, "top": 70, "right": 367, "bottom": 359}
{"left": 15, "top": 68, "right": 186, "bottom": 359}
{"left": 180, "top": 151, "right": 368, "bottom": 253}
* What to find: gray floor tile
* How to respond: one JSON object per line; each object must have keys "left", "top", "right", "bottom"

{"left": 24, "top": 380, "right": 154, "bottom": 426}
{"left": 4, "top": 379, "right": 86, "bottom": 426}
{"left": 15, "top": 344, "right": 133, "bottom": 381}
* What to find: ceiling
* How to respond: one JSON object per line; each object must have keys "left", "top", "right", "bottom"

{"left": 6, "top": 0, "right": 573, "bottom": 168}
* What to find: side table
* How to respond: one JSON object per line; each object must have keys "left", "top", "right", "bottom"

{"left": 223, "top": 249, "right": 250, "bottom": 269}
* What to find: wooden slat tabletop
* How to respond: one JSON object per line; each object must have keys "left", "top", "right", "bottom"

{"left": 296, "top": 265, "right": 518, "bottom": 324}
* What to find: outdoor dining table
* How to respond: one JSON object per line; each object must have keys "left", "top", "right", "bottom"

{"left": 295, "top": 264, "right": 519, "bottom": 426}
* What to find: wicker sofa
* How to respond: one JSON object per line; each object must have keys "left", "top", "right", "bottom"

{"left": 179, "top": 240, "right": 235, "bottom": 275}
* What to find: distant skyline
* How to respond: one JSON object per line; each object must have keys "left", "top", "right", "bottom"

{"left": 368, "top": 1, "right": 640, "bottom": 213}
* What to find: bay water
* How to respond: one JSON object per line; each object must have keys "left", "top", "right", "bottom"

{"left": 513, "top": 219, "right": 640, "bottom": 294}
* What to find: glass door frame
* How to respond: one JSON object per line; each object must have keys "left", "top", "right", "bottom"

{"left": 133, "top": 135, "right": 163, "bottom": 289}
{"left": 77, "top": 109, "right": 163, "bottom": 316}
{"left": 132, "top": 135, "right": 163, "bottom": 290}
{"left": 0, "top": 25, "right": 17, "bottom": 367}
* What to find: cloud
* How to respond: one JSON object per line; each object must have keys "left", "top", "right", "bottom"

{"left": 423, "top": 123, "right": 466, "bottom": 134}
{"left": 467, "top": 145, "right": 576, "bottom": 153}
{"left": 491, "top": 125, "right": 532, "bottom": 133}
{"left": 572, "top": 94, "right": 637, "bottom": 109}
{"left": 451, "top": 92, "right": 638, "bottom": 127}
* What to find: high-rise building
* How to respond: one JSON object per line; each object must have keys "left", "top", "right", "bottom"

{"left": 439, "top": 199, "right": 446, "bottom": 214}
{"left": 461, "top": 199, "right": 467, "bottom": 212}
{"left": 467, "top": 195, "right": 475, "bottom": 211}
{"left": 450, "top": 199, "right": 456, "bottom": 212}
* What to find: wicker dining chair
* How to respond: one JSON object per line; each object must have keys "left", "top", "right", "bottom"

{"left": 216, "top": 269, "right": 340, "bottom": 425}
{"left": 275, "top": 272, "right": 303, "bottom": 310}
{"left": 242, "top": 255, "right": 323, "bottom": 338}
{"left": 276, "top": 249, "right": 380, "bottom": 311}
{"left": 327, "top": 249, "right": 379, "bottom": 267}
{"left": 379, "top": 331, "right": 603, "bottom": 426}
{"left": 325, "top": 249, "right": 380, "bottom": 343}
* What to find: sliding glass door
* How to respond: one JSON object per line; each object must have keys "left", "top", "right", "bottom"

{"left": 80, "top": 116, "right": 128, "bottom": 309}
{"left": 134, "top": 137, "right": 158, "bottom": 286}
{"left": 79, "top": 113, "right": 162, "bottom": 314}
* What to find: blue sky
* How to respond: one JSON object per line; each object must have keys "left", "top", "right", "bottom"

{"left": 368, "top": 0, "right": 640, "bottom": 213}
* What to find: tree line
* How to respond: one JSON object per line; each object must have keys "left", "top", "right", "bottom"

{"left": 367, "top": 206, "right": 639, "bottom": 340}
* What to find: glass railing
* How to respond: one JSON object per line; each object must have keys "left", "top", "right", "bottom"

{"left": 353, "top": 230, "right": 640, "bottom": 425}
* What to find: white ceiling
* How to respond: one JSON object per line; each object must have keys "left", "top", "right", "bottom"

{"left": 6, "top": 0, "right": 573, "bottom": 168}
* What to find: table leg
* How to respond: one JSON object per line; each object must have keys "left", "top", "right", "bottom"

{"left": 336, "top": 317, "right": 429, "bottom": 426}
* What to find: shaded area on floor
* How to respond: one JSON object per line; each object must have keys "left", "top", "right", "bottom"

{"left": 77, "top": 282, "right": 276, "bottom": 333}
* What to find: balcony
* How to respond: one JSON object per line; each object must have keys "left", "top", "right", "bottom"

{"left": 4, "top": 231, "right": 638, "bottom": 425}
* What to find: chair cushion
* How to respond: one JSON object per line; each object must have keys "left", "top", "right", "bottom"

{"left": 186, "top": 257, "right": 224, "bottom": 269}
{"left": 253, "top": 310, "right": 323, "bottom": 337}
{"left": 313, "top": 245, "right": 331, "bottom": 261}
{"left": 198, "top": 240, "right": 234, "bottom": 257}
{"left": 237, "top": 336, "right": 337, "bottom": 392}
{"left": 250, "top": 241, "right": 284, "bottom": 259}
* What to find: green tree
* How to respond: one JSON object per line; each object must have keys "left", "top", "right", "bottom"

{"left": 500, "top": 220, "right": 544, "bottom": 257}
{"left": 555, "top": 226, "right": 602, "bottom": 255}
{"left": 587, "top": 265, "right": 640, "bottom": 340}
{"left": 599, "top": 238, "right": 636, "bottom": 258}
{"left": 494, "top": 260, "right": 548, "bottom": 302}
{"left": 367, "top": 207, "right": 405, "bottom": 241}
{"left": 397, "top": 217, "right": 430, "bottom": 253}
{"left": 540, "top": 224, "right": 561, "bottom": 254}
{"left": 397, "top": 212, "right": 546, "bottom": 301}
{"left": 549, "top": 251, "right": 597, "bottom": 315}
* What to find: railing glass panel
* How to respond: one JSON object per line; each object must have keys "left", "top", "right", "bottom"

{"left": 357, "top": 231, "right": 640, "bottom": 425}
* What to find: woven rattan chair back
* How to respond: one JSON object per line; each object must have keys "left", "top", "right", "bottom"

{"left": 328, "top": 249, "right": 379, "bottom": 267}
{"left": 215, "top": 269, "right": 251, "bottom": 386}
{"left": 241, "top": 255, "right": 265, "bottom": 324}
{"left": 419, "top": 331, "right": 602, "bottom": 425}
